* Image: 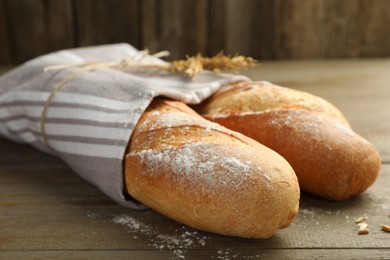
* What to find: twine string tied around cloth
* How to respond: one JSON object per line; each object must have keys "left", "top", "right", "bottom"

{"left": 40, "top": 50, "right": 257, "bottom": 148}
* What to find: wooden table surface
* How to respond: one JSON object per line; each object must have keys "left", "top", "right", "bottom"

{"left": 1, "top": 60, "right": 389, "bottom": 260}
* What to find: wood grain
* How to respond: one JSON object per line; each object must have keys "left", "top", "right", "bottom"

{"left": 209, "top": 0, "right": 275, "bottom": 58}
{"left": 141, "top": 0, "right": 208, "bottom": 60}
{"left": 0, "top": 0, "right": 11, "bottom": 64}
{"left": 74, "top": 0, "right": 141, "bottom": 48}
{"left": 4, "top": 0, "right": 74, "bottom": 64}
{"left": 2, "top": 0, "right": 390, "bottom": 64}
{"left": 0, "top": 59, "right": 389, "bottom": 259}
{"left": 44, "top": 0, "right": 74, "bottom": 52}
{"left": 273, "top": 0, "right": 326, "bottom": 59}
{"left": 0, "top": 146, "right": 388, "bottom": 256}
{"left": 1, "top": 249, "right": 390, "bottom": 260}
{"left": 4, "top": 0, "right": 45, "bottom": 63}
{"left": 273, "top": 0, "right": 390, "bottom": 59}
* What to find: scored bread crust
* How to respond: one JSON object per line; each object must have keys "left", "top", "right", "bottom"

{"left": 124, "top": 98, "right": 300, "bottom": 238}
{"left": 195, "top": 81, "right": 381, "bottom": 201}
{"left": 195, "top": 81, "right": 350, "bottom": 126}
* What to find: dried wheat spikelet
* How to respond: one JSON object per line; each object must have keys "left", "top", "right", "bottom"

{"left": 169, "top": 52, "right": 257, "bottom": 78}
{"left": 44, "top": 50, "right": 257, "bottom": 79}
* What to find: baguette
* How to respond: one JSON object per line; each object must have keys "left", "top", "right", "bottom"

{"left": 195, "top": 81, "right": 381, "bottom": 201}
{"left": 124, "top": 98, "right": 300, "bottom": 238}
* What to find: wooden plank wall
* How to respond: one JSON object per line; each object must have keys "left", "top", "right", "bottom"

{"left": 1, "top": 0, "right": 390, "bottom": 65}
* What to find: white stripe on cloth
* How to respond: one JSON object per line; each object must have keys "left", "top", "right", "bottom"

{"left": 0, "top": 91, "right": 139, "bottom": 110}
{"left": 18, "top": 131, "right": 38, "bottom": 143}
{"left": 13, "top": 131, "right": 124, "bottom": 158}
{"left": 0, "top": 123, "right": 20, "bottom": 142}
{"left": 50, "top": 140, "right": 124, "bottom": 158}
{"left": 0, "top": 106, "right": 134, "bottom": 123}
{"left": 5, "top": 118, "right": 127, "bottom": 140}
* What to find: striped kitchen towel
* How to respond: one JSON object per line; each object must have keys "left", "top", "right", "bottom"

{"left": 0, "top": 43, "right": 249, "bottom": 209}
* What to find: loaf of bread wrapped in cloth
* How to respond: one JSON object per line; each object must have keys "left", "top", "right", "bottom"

{"left": 195, "top": 81, "right": 381, "bottom": 201}
{"left": 0, "top": 43, "right": 301, "bottom": 239}
{"left": 125, "top": 98, "right": 300, "bottom": 238}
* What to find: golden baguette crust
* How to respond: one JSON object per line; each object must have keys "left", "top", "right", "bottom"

{"left": 196, "top": 81, "right": 350, "bottom": 126}
{"left": 125, "top": 99, "right": 300, "bottom": 238}
{"left": 196, "top": 81, "right": 381, "bottom": 201}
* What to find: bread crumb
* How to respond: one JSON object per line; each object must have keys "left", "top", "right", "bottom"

{"left": 358, "top": 222, "right": 368, "bottom": 229}
{"left": 355, "top": 217, "right": 367, "bottom": 224}
{"left": 358, "top": 229, "right": 369, "bottom": 235}
{"left": 381, "top": 224, "right": 390, "bottom": 233}
{"left": 356, "top": 220, "right": 369, "bottom": 235}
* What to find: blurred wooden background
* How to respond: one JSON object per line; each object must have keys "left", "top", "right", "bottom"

{"left": 1, "top": 0, "right": 390, "bottom": 65}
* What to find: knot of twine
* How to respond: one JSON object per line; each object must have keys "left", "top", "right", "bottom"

{"left": 40, "top": 50, "right": 257, "bottom": 148}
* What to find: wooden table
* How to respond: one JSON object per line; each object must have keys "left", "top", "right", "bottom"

{"left": 1, "top": 60, "right": 389, "bottom": 259}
